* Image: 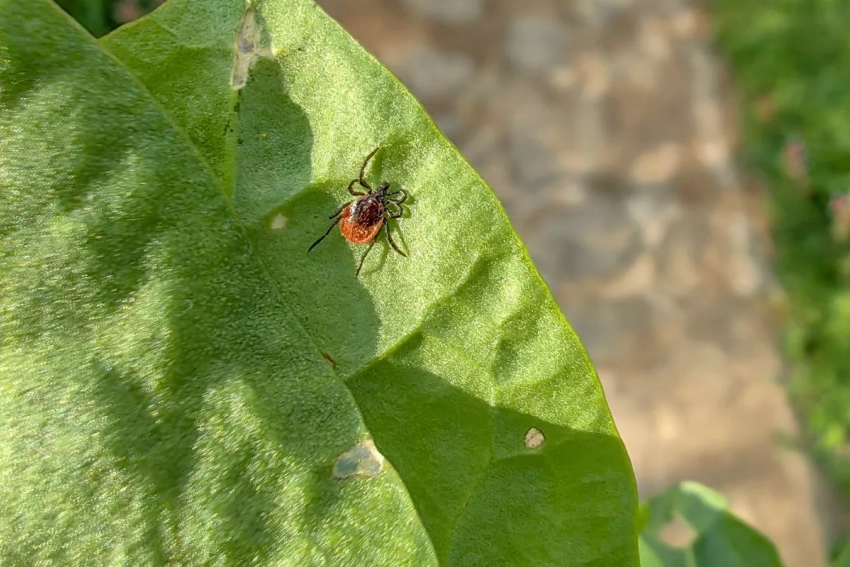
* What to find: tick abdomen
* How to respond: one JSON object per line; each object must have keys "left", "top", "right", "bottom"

{"left": 340, "top": 196, "right": 385, "bottom": 244}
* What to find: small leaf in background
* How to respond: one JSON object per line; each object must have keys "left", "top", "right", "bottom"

{"left": 0, "top": 0, "right": 639, "bottom": 565}
{"left": 639, "top": 482, "right": 783, "bottom": 567}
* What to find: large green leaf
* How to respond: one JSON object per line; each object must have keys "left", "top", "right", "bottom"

{"left": 639, "top": 482, "right": 783, "bottom": 567}
{"left": 0, "top": 0, "right": 638, "bottom": 564}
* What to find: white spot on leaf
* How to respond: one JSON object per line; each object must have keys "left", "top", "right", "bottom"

{"left": 269, "top": 213, "right": 287, "bottom": 231}
{"left": 332, "top": 439, "right": 384, "bottom": 480}
{"left": 524, "top": 427, "right": 545, "bottom": 449}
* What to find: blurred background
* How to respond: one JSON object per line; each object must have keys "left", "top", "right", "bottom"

{"left": 58, "top": 0, "right": 850, "bottom": 565}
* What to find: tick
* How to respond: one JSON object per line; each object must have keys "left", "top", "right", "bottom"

{"left": 308, "top": 147, "right": 408, "bottom": 276}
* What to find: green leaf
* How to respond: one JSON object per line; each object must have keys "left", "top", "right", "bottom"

{"left": 639, "top": 482, "right": 783, "bottom": 567}
{"left": 55, "top": 0, "right": 109, "bottom": 36}
{"left": 0, "top": 0, "right": 638, "bottom": 564}
{"left": 834, "top": 540, "right": 850, "bottom": 567}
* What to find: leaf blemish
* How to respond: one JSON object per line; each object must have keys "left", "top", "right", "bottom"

{"left": 332, "top": 439, "right": 384, "bottom": 480}
{"left": 231, "top": 8, "right": 265, "bottom": 89}
{"left": 269, "top": 213, "right": 288, "bottom": 231}
{"left": 321, "top": 352, "right": 337, "bottom": 370}
{"left": 524, "top": 427, "right": 545, "bottom": 449}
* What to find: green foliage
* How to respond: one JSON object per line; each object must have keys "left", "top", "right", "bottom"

{"left": 715, "top": 0, "right": 850, "bottom": 513}
{"left": 834, "top": 539, "right": 850, "bottom": 567}
{"left": 0, "top": 0, "right": 638, "bottom": 564}
{"left": 639, "top": 482, "right": 782, "bottom": 567}
{"left": 55, "top": 0, "right": 110, "bottom": 36}
{"left": 56, "top": 0, "right": 158, "bottom": 37}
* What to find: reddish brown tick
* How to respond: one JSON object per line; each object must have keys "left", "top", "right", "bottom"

{"left": 308, "top": 147, "right": 408, "bottom": 276}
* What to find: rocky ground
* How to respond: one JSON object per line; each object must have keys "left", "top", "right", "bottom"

{"left": 315, "top": 0, "right": 839, "bottom": 564}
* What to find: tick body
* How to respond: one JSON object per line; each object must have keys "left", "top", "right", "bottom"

{"left": 308, "top": 147, "right": 408, "bottom": 276}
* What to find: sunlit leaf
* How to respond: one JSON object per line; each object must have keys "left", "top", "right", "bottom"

{"left": 0, "top": 0, "right": 638, "bottom": 564}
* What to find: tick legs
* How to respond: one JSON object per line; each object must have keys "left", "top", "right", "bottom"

{"left": 308, "top": 215, "right": 343, "bottom": 252}
{"left": 385, "top": 187, "right": 406, "bottom": 219}
{"left": 355, "top": 240, "right": 376, "bottom": 277}
{"left": 385, "top": 202, "right": 404, "bottom": 219}
{"left": 384, "top": 221, "right": 406, "bottom": 257}
{"left": 309, "top": 199, "right": 352, "bottom": 252}
{"left": 348, "top": 147, "right": 382, "bottom": 195}
{"left": 329, "top": 200, "right": 352, "bottom": 218}
{"left": 359, "top": 147, "right": 380, "bottom": 187}
{"left": 355, "top": 223, "right": 405, "bottom": 277}
{"left": 346, "top": 179, "right": 366, "bottom": 196}
{"left": 387, "top": 188, "right": 407, "bottom": 204}
{"left": 383, "top": 196, "right": 407, "bottom": 258}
